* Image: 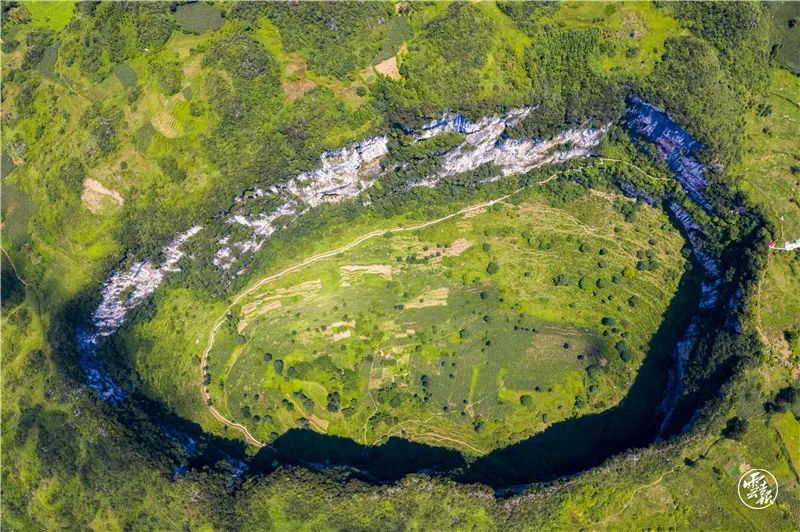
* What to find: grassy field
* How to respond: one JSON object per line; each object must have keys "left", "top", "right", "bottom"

{"left": 739, "top": 68, "right": 800, "bottom": 363}
{"left": 191, "top": 189, "right": 687, "bottom": 453}
{"left": 20, "top": 1, "right": 74, "bottom": 32}
{"left": 757, "top": 252, "right": 800, "bottom": 366}
{"left": 552, "top": 1, "right": 688, "bottom": 79}
{"left": 768, "top": 2, "right": 800, "bottom": 75}
{"left": 739, "top": 68, "right": 800, "bottom": 240}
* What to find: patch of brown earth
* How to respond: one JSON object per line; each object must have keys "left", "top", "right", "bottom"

{"left": 282, "top": 53, "right": 316, "bottom": 100}
{"left": 421, "top": 238, "right": 473, "bottom": 263}
{"left": 341, "top": 264, "right": 393, "bottom": 278}
{"left": 374, "top": 55, "right": 401, "bottom": 80}
{"left": 152, "top": 111, "right": 179, "bottom": 138}
{"left": 405, "top": 287, "right": 449, "bottom": 309}
{"left": 81, "top": 178, "right": 124, "bottom": 213}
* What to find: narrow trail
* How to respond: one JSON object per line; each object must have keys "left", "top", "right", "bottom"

{"left": 596, "top": 157, "right": 669, "bottom": 182}
{"left": 2, "top": 247, "right": 28, "bottom": 288}
{"left": 198, "top": 163, "right": 679, "bottom": 449}
{"left": 199, "top": 188, "right": 528, "bottom": 447}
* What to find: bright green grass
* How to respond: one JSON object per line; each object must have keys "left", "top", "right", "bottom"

{"left": 544, "top": 1, "right": 687, "bottom": 79}
{"left": 20, "top": 1, "right": 74, "bottom": 32}
{"left": 195, "top": 190, "right": 686, "bottom": 453}
{"left": 739, "top": 68, "right": 800, "bottom": 240}
{"left": 738, "top": 68, "right": 800, "bottom": 361}
{"left": 477, "top": 2, "right": 532, "bottom": 100}
{"left": 758, "top": 253, "right": 800, "bottom": 362}
{"left": 254, "top": 16, "right": 289, "bottom": 62}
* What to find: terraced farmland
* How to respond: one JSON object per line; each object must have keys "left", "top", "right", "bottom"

{"left": 203, "top": 190, "right": 688, "bottom": 453}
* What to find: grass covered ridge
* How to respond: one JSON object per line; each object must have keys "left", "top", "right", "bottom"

{"left": 127, "top": 185, "right": 687, "bottom": 454}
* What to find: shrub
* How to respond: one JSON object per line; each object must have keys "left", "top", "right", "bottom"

{"left": 158, "top": 155, "right": 187, "bottom": 181}
{"left": 722, "top": 416, "right": 747, "bottom": 440}
{"left": 553, "top": 273, "right": 577, "bottom": 286}
{"left": 520, "top": 394, "right": 532, "bottom": 406}
{"left": 776, "top": 386, "right": 798, "bottom": 405}
{"left": 326, "top": 391, "right": 341, "bottom": 412}
{"left": 615, "top": 341, "right": 632, "bottom": 362}
{"left": 486, "top": 261, "right": 500, "bottom": 274}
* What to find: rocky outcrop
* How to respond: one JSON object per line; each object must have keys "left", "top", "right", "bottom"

{"left": 622, "top": 96, "right": 713, "bottom": 212}
{"left": 216, "top": 109, "right": 603, "bottom": 269}
{"left": 93, "top": 226, "right": 202, "bottom": 335}
{"left": 84, "top": 106, "right": 606, "bottom": 401}
{"left": 620, "top": 97, "right": 734, "bottom": 439}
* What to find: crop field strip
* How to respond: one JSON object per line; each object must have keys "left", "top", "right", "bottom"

{"left": 201, "top": 176, "right": 688, "bottom": 453}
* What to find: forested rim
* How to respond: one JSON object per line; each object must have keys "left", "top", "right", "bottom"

{"left": 2, "top": 1, "right": 798, "bottom": 528}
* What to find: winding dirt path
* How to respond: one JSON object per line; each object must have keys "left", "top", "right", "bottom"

{"left": 596, "top": 157, "right": 669, "bottom": 182}
{"left": 199, "top": 189, "right": 527, "bottom": 447}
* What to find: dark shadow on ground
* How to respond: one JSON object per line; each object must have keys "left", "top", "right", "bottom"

{"left": 460, "top": 264, "right": 702, "bottom": 487}
{"left": 258, "top": 430, "right": 467, "bottom": 481}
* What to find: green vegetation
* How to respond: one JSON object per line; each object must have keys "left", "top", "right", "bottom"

{"left": 738, "top": 67, "right": 800, "bottom": 368}
{"left": 2, "top": 1, "right": 798, "bottom": 529}
{"left": 20, "top": 0, "right": 74, "bottom": 32}
{"left": 738, "top": 69, "right": 800, "bottom": 238}
{"left": 767, "top": 1, "right": 800, "bottom": 74}
{"left": 185, "top": 191, "right": 686, "bottom": 452}
{"left": 174, "top": 2, "right": 224, "bottom": 34}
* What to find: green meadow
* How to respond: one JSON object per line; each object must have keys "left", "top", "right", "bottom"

{"left": 194, "top": 190, "right": 686, "bottom": 453}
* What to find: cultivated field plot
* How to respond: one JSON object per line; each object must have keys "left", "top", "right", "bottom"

{"left": 739, "top": 69, "right": 800, "bottom": 239}
{"left": 739, "top": 68, "right": 800, "bottom": 362}
{"left": 205, "top": 191, "right": 687, "bottom": 453}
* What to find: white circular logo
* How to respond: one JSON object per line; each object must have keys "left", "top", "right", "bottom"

{"left": 738, "top": 469, "right": 778, "bottom": 509}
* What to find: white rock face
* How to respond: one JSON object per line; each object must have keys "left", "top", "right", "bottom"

{"left": 286, "top": 135, "right": 388, "bottom": 208}
{"left": 93, "top": 107, "right": 605, "bottom": 334}
{"left": 415, "top": 106, "right": 533, "bottom": 140}
{"left": 438, "top": 124, "right": 606, "bottom": 179}
{"left": 93, "top": 225, "right": 202, "bottom": 335}
{"left": 213, "top": 136, "right": 390, "bottom": 269}
{"left": 215, "top": 111, "right": 605, "bottom": 269}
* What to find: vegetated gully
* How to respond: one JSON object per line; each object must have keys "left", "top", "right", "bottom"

{"left": 72, "top": 98, "right": 726, "bottom": 489}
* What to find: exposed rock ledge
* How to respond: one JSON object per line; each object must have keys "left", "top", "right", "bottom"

{"left": 92, "top": 107, "right": 605, "bottom": 338}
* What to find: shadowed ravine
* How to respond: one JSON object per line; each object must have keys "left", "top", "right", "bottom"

{"left": 238, "top": 262, "right": 701, "bottom": 488}
{"left": 69, "top": 97, "right": 726, "bottom": 491}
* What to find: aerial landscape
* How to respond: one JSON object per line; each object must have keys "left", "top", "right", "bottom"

{"left": 1, "top": 0, "right": 799, "bottom": 529}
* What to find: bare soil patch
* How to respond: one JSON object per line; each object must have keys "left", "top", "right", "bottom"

{"left": 374, "top": 55, "right": 401, "bottom": 80}
{"left": 405, "top": 287, "right": 449, "bottom": 309}
{"left": 341, "top": 264, "right": 393, "bottom": 278}
{"left": 81, "top": 178, "right": 123, "bottom": 213}
{"left": 282, "top": 53, "right": 316, "bottom": 101}
{"left": 152, "top": 111, "right": 179, "bottom": 138}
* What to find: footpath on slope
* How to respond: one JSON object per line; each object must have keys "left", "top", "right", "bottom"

{"left": 198, "top": 185, "right": 540, "bottom": 447}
